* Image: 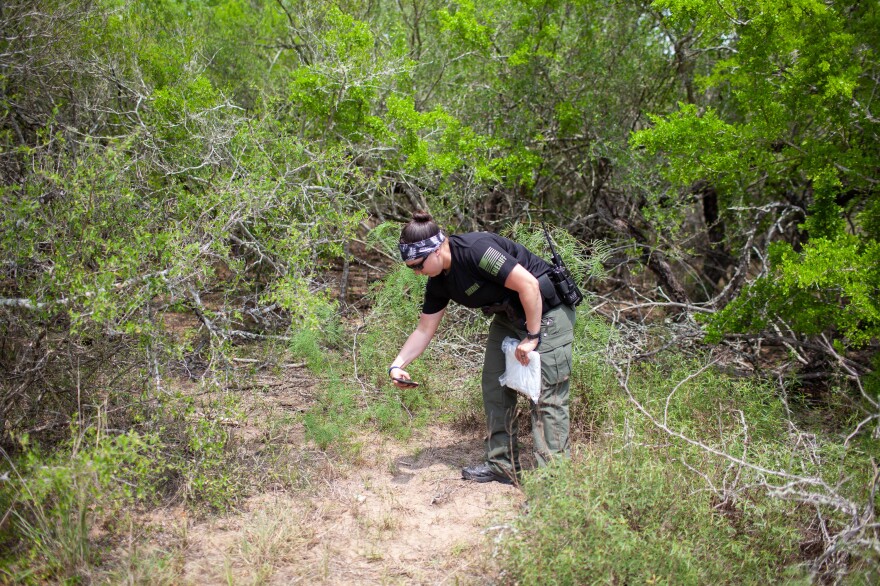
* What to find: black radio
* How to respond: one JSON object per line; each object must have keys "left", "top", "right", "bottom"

{"left": 543, "top": 224, "right": 584, "bottom": 307}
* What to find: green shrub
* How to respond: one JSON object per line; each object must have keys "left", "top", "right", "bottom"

{"left": 1, "top": 426, "right": 163, "bottom": 582}
{"left": 301, "top": 372, "right": 434, "bottom": 450}
{"left": 289, "top": 301, "right": 345, "bottom": 367}
{"left": 181, "top": 415, "right": 240, "bottom": 510}
{"left": 142, "top": 389, "right": 247, "bottom": 512}
{"left": 506, "top": 450, "right": 810, "bottom": 585}
{"left": 503, "top": 348, "right": 880, "bottom": 584}
{"left": 289, "top": 327, "right": 331, "bottom": 372}
{"left": 302, "top": 377, "right": 358, "bottom": 450}
{"left": 569, "top": 304, "right": 620, "bottom": 432}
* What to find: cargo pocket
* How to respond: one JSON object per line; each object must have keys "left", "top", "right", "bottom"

{"left": 538, "top": 304, "right": 575, "bottom": 351}
{"left": 540, "top": 343, "right": 573, "bottom": 388}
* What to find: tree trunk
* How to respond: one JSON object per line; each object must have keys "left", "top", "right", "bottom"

{"left": 694, "top": 180, "right": 732, "bottom": 287}
{"left": 611, "top": 217, "right": 691, "bottom": 306}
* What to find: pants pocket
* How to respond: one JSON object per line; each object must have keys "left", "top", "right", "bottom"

{"left": 541, "top": 343, "right": 572, "bottom": 387}
{"left": 539, "top": 304, "right": 575, "bottom": 351}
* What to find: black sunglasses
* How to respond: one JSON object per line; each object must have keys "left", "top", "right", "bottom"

{"left": 406, "top": 253, "right": 431, "bottom": 271}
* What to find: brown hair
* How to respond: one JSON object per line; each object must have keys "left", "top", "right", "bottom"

{"left": 400, "top": 210, "right": 440, "bottom": 244}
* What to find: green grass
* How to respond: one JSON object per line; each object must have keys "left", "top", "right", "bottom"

{"left": 292, "top": 263, "right": 480, "bottom": 452}
{"left": 507, "top": 449, "right": 811, "bottom": 585}
{"left": 498, "top": 347, "right": 880, "bottom": 585}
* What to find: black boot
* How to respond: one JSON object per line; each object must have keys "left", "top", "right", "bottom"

{"left": 461, "top": 463, "right": 515, "bottom": 485}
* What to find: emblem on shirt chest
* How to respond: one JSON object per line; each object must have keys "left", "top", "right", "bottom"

{"left": 465, "top": 282, "right": 481, "bottom": 296}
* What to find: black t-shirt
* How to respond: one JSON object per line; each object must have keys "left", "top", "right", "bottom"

{"left": 422, "top": 232, "right": 552, "bottom": 315}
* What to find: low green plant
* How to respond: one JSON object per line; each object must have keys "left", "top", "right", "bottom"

{"left": 101, "top": 543, "right": 182, "bottom": 586}
{"left": 507, "top": 449, "right": 810, "bottom": 585}
{"left": 503, "top": 348, "right": 880, "bottom": 584}
{"left": 289, "top": 301, "right": 345, "bottom": 369}
{"left": 289, "top": 319, "right": 364, "bottom": 452}
{"left": 182, "top": 415, "right": 239, "bottom": 510}
{"left": 569, "top": 304, "right": 620, "bottom": 431}
{"left": 1, "top": 426, "right": 163, "bottom": 582}
{"left": 301, "top": 368, "right": 434, "bottom": 451}
{"left": 168, "top": 392, "right": 247, "bottom": 511}
{"left": 302, "top": 377, "right": 358, "bottom": 451}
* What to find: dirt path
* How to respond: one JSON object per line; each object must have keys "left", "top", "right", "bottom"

{"left": 169, "top": 368, "right": 525, "bottom": 585}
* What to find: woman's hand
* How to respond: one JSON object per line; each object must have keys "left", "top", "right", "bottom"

{"left": 389, "top": 366, "right": 414, "bottom": 388}
{"left": 515, "top": 337, "right": 539, "bottom": 366}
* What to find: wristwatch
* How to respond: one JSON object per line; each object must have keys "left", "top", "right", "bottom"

{"left": 525, "top": 331, "right": 541, "bottom": 348}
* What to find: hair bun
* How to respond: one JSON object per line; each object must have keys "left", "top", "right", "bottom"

{"left": 412, "top": 210, "right": 434, "bottom": 223}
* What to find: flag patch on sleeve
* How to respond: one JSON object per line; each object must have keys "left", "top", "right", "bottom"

{"left": 478, "top": 247, "right": 507, "bottom": 276}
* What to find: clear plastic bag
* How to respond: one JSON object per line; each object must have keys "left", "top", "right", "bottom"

{"left": 499, "top": 336, "right": 542, "bottom": 402}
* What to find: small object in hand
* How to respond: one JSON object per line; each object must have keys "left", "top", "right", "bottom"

{"left": 392, "top": 377, "right": 419, "bottom": 387}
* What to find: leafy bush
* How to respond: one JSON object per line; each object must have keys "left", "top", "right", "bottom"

{"left": 1, "top": 427, "right": 163, "bottom": 582}
{"left": 504, "top": 360, "right": 805, "bottom": 584}
{"left": 180, "top": 415, "right": 241, "bottom": 510}
{"left": 501, "top": 344, "right": 880, "bottom": 584}
{"left": 568, "top": 304, "right": 620, "bottom": 432}
{"left": 507, "top": 450, "right": 810, "bottom": 585}
{"left": 705, "top": 232, "right": 880, "bottom": 351}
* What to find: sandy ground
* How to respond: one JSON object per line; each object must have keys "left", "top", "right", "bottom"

{"left": 181, "top": 427, "right": 523, "bottom": 585}
{"left": 128, "top": 365, "right": 526, "bottom": 585}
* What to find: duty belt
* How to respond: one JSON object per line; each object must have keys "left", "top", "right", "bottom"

{"left": 480, "top": 273, "right": 563, "bottom": 320}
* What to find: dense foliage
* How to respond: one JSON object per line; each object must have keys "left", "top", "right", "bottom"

{"left": 0, "top": 0, "right": 877, "bottom": 582}
{"left": 633, "top": 0, "right": 880, "bottom": 363}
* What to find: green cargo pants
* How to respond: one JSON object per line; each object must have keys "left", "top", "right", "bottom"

{"left": 481, "top": 303, "right": 575, "bottom": 478}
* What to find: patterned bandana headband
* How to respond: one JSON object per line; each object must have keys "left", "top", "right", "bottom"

{"left": 398, "top": 232, "right": 446, "bottom": 262}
